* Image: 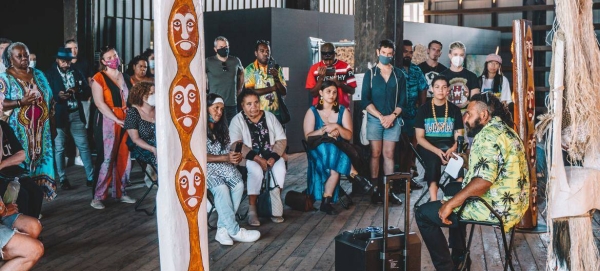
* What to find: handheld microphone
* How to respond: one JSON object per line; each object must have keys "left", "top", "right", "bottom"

{"left": 457, "top": 136, "right": 465, "bottom": 154}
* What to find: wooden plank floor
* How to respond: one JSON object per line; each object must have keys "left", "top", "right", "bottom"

{"left": 31, "top": 153, "right": 600, "bottom": 270}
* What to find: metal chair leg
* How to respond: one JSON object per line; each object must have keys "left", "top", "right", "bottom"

{"left": 134, "top": 181, "right": 158, "bottom": 216}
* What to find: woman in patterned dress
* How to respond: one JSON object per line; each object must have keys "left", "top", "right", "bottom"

{"left": 0, "top": 42, "right": 57, "bottom": 200}
{"left": 206, "top": 93, "right": 260, "bottom": 245}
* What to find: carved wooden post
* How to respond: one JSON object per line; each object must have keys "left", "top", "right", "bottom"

{"left": 513, "top": 19, "right": 538, "bottom": 229}
{"left": 155, "top": 0, "right": 208, "bottom": 270}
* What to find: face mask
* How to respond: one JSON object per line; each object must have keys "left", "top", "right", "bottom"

{"left": 146, "top": 94, "right": 156, "bottom": 106}
{"left": 216, "top": 47, "right": 229, "bottom": 58}
{"left": 378, "top": 55, "right": 393, "bottom": 65}
{"left": 105, "top": 58, "right": 120, "bottom": 70}
{"left": 148, "top": 60, "right": 155, "bottom": 69}
{"left": 29, "top": 61, "right": 36, "bottom": 68}
{"left": 208, "top": 114, "right": 216, "bottom": 123}
{"left": 451, "top": 56, "right": 464, "bottom": 67}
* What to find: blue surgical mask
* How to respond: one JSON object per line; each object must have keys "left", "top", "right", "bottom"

{"left": 208, "top": 114, "right": 216, "bottom": 123}
{"left": 148, "top": 60, "right": 155, "bottom": 69}
{"left": 378, "top": 55, "right": 393, "bottom": 65}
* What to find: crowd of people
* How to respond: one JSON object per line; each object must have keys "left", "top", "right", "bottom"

{"left": 0, "top": 33, "right": 528, "bottom": 270}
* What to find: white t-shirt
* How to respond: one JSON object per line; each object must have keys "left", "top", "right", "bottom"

{"left": 481, "top": 75, "right": 512, "bottom": 103}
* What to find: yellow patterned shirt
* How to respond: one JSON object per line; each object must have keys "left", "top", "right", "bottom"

{"left": 458, "top": 116, "right": 530, "bottom": 232}
{"left": 244, "top": 60, "right": 287, "bottom": 117}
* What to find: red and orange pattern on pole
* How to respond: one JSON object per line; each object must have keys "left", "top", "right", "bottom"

{"left": 167, "top": 1, "right": 205, "bottom": 270}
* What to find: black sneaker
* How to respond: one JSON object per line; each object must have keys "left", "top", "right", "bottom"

{"left": 61, "top": 179, "right": 72, "bottom": 190}
{"left": 350, "top": 175, "right": 373, "bottom": 194}
{"left": 410, "top": 179, "right": 424, "bottom": 190}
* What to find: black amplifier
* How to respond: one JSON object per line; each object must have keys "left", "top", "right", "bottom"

{"left": 335, "top": 227, "right": 421, "bottom": 271}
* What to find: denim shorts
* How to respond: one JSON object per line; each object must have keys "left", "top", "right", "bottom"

{"left": 0, "top": 213, "right": 20, "bottom": 250}
{"left": 366, "top": 114, "right": 402, "bottom": 142}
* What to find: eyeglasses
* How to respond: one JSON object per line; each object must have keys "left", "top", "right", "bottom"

{"left": 222, "top": 62, "right": 228, "bottom": 72}
{"left": 321, "top": 51, "right": 335, "bottom": 57}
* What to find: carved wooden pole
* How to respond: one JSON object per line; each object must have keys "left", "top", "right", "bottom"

{"left": 155, "top": 0, "right": 208, "bottom": 270}
{"left": 513, "top": 19, "right": 538, "bottom": 229}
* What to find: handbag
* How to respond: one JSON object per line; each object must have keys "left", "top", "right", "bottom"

{"left": 360, "top": 110, "right": 369, "bottom": 145}
{"left": 276, "top": 92, "right": 291, "bottom": 124}
{"left": 306, "top": 134, "right": 336, "bottom": 150}
{"left": 285, "top": 190, "right": 315, "bottom": 212}
{"left": 257, "top": 167, "right": 283, "bottom": 217}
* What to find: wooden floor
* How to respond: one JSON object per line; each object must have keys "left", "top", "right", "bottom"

{"left": 31, "top": 153, "right": 600, "bottom": 271}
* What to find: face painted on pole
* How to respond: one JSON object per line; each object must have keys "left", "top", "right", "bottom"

{"left": 171, "top": 76, "right": 199, "bottom": 132}
{"left": 170, "top": 4, "right": 198, "bottom": 57}
{"left": 176, "top": 159, "right": 204, "bottom": 211}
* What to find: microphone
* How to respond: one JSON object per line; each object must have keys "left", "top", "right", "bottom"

{"left": 457, "top": 136, "right": 465, "bottom": 154}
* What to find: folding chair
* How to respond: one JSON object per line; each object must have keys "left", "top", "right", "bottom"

{"left": 134, "top": 160, "right": 158, "bottom": 216}
{"left": 456, "top": 196, "right": 516, "bottom": 271}
{"left": 301, "top": 140, "right": 353, "bottom": 209}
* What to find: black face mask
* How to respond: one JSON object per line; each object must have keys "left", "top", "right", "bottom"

{"left": 402, "top": 57, "right": 412, "bottom": 67}
{"left": 217, "top": 47, "right": 229, "bottom": 57}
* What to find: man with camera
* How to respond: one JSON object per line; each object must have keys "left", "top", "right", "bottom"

{"left": 45, "top": 47, "right": 94, "bottom": 190}
{"left": 305, "top": 42, "right": 356, "bottom": 109}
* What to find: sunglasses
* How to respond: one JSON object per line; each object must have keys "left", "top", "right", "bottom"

{"left": 321, "top": 51, "right": 335, "bottom": 57}
{"left": 222, "top": 62, "right": 228, "bottom": 72}
{"left": 256, "top": 40, "right": 270, "bottom": 45}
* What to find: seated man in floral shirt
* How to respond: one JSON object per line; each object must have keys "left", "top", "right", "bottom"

{"left": 415, "top": 93, "right": 530, "bottom": 271}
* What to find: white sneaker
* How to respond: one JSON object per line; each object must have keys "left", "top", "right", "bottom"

{"left": 215, "top": 227, "right": 234, "bottom": 245}
{"left": 230, "top": 228, "right": 261, "bottom": 243}
{"left": 91, "top": 200, "right": 105, "bottom": 209}
{"left": 120, "top": 196, "right": 136, "bottom": 204}
{"left": 74, "top": 156, "right": 84, "bottom": 166}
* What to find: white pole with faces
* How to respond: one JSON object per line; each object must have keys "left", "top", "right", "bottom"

{"left": 154, "top": 0, "right": 208, "bottom": 270}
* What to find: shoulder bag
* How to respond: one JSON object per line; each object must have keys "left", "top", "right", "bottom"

{"left": 257, "top": 167, "right": 284, "bottom": 217}
{"left": 276, "top": 92, "right": 291, "bottom": 124}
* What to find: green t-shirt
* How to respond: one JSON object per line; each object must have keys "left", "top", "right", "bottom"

{"left": 456, "top": 117, "right": 530, "bottom": 232}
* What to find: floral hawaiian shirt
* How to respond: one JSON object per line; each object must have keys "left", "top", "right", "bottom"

{"left": 457, "top": 116, "right": 530, "bottom": 232}
{"left": 244, "top": 60, "right": 287, "bottom": 117}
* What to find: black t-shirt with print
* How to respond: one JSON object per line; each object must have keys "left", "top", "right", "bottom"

{"left": 418, "top": 62, "right": 448, "bottom": 98}
{"left": 440, "top": 68, "right": 479, "bottom": 108}
{"left": 0, "top": 121, "right": 23, "bottom": 162}
{"left": 414, "top": 100, "right": 464, "bottom": 149}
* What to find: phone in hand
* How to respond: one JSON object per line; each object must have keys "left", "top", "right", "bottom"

{"left": 325, "top": 66, "right": 335, "bottom": 76}
{"left": 234, "top": 142, "right": 243, "bottom": 153}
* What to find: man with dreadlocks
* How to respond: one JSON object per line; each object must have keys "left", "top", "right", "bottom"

{"left": 415, "top": 93, "right": 530, "bottom": 270}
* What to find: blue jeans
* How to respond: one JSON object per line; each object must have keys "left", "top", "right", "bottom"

{"left": 54, "top": 111, "right": 94, "bottom": 182}
{"left": 209, "top": 182, "right": 244, "bottom": 235}
{"left": 225, "top": 105, "right": 237, "bottom": 125}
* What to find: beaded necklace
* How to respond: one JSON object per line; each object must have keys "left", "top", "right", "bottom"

{"left": 431, "top": 99, "right": 448, "bottom": 131}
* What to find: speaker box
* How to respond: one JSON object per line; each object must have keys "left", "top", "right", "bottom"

{"left": 335, "top": 230, "right": 421, "bottom": 271}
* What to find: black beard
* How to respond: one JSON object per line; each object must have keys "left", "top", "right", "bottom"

{"left": 402, "top": 57, "right": 411, "bottom": 67}
{"left": 466, "top": 118, "right": 485, "bottom": 137}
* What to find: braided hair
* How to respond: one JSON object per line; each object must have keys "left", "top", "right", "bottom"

{"left": 470, "top": 92, "right": 514, "bottom": 127}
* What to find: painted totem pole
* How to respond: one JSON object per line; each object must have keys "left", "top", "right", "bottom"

{"left": 512, "top": 19, "right": 538, "bottom": 229}
{"left": 155, "top": 0, "right": 208, "bottom": 270}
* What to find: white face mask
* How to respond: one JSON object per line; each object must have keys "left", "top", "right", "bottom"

{"left": 29, "top": 61, "right": 36, "bottom": 68}
{"left": 451, "top": 56, "right": 464, "bottom": 67}
{"left": 146, "top": 94, "right": 156, "bottom": 106}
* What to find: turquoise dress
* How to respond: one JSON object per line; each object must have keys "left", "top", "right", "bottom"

{"left": 0, "top": 69, "right": 57, "bottom": 200}
{"left": 306, "top": 106, "right": 352, "bottom": 202}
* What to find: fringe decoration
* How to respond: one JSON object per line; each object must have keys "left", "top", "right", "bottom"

{"left": 548, "top": 216, "right": 600, "bottom": 271}
{"left": 550, "top": 218, "right": 571, "bottom": 270}
{"left": 554, "top": 0, "right": 600, "bottom": 162}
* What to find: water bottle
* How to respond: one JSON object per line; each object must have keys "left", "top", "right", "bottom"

{"left": 3, "top": 178, "right": 20, "bottom": 204}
